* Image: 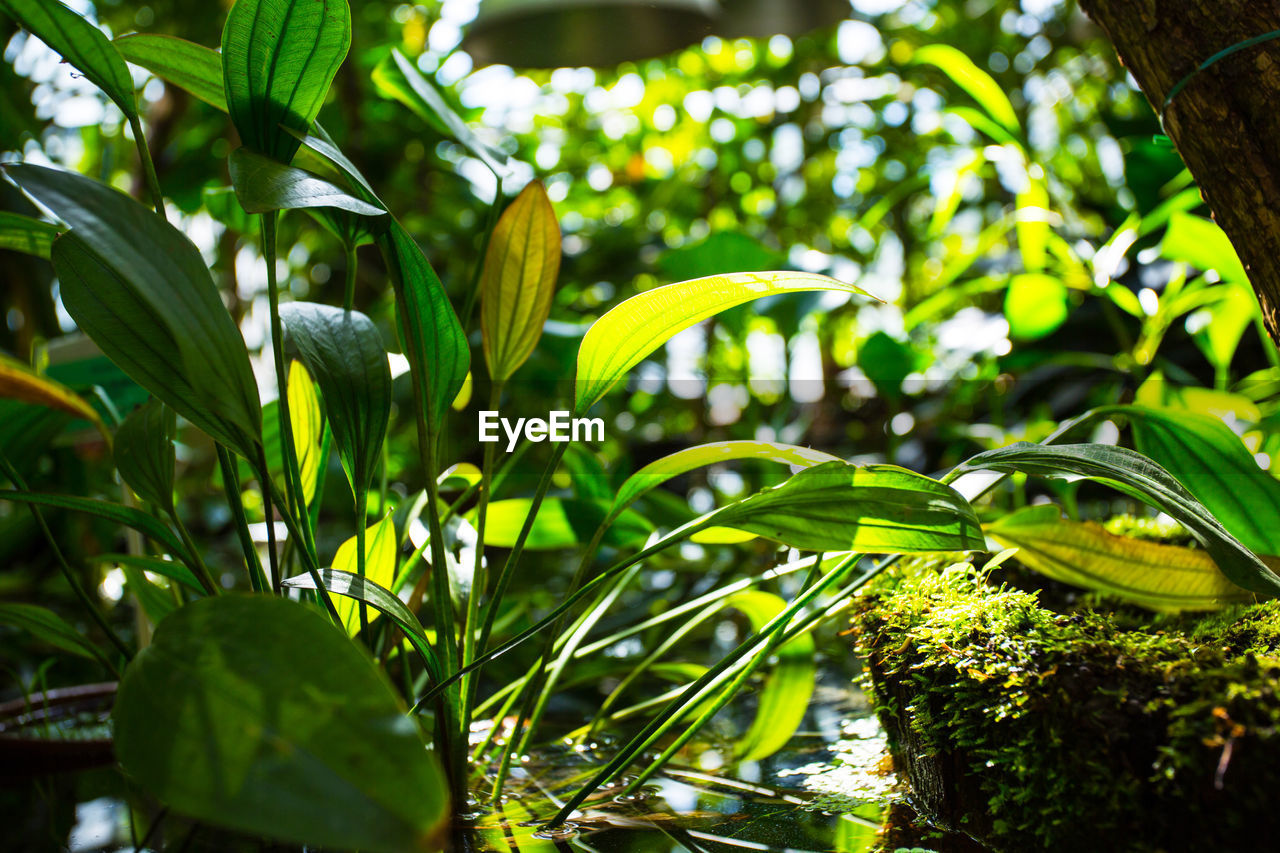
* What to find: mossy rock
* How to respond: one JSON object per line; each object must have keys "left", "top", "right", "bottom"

{"left": 850, "top": 563, "right": 1280, "bottom": 852}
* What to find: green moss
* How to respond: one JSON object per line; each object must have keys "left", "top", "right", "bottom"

{"left": 851, "top": 562, "right": 1280, "bottom": 851}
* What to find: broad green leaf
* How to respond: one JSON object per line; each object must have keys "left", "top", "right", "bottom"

{"left": 279, "top": 303, "right": 390, "bottom": 497}
{"left": 228, "top": 147, "right": 385, "bottom": 217}
{"left": 986, "top": 505, "right": 1256, "bottom": 613}
{"left": 1192, "top": 281, "right": 1255, "bottom": 374}
{"left": 92, "top": 552, "right": 203, "bottom": 594}
{"left": 724, "top": 590, "right": 815, "bottom": 762}
{"left": 114, "top": 33, "right": 226, "bottom": 111}
{"left": 0, "top": 210, "right": 59, "bottom": 258}
{"left": 474, "top": 497, "right": 653, "bottom": 550}
{"left": 115, "top": 399, "right": 176, "bottom": 511}
{"left": 950, "top": 442, "right": 1280, "bottom": 596}
{"left": 221, "top": 0, "right": 351, "bottom": 163}
{"left": 0, "top": 353, "right": 105, "bottom": 436}
{"left": 1004, "top": 273, "right": 1068, "bottom": 340}
{"left": 331, "top": 514, "right": 397, "bottom": 635}
{"left": 282, "top": 569, "right": 443, "bottom": 683}
{"left": 0, "top": 0, "right": 137, "bottom": 120}
{"left": 481, "top": 181, "right": 561, "bottom": 381}
{"left": 611, "top": 440, "right": 841, "bottom": 520}
{"left": 376, "top": 222, "right": 469, "bottom": 434}
{"left": 113, "top": 596, "right": 448, "bottom": 853}
{"left": 575, "top": 272, "right": 872, "bottom": 415}
{"left": 372, "top": 48, "right": 507, "bottom": 174}
{"left": 1112, "top": 405, "right": 1280, "bottom": 556}
{"left": 1016, "top": 176, "right": 1050, "bottom": 273}
{"left": 287, "top": 360, "right": 323, "bottom": 505}
{"left": 5, "top": 164, "right": 262, "bottom": 459}
{"left": 122, "top": 564, "right": 176, "bottom": 624}
{"left": 0, "top": 489, "right": 188, "bottom": 560}
{"left": 1161, "top": 212, "right": 1248, "bottom": 284}
{"left": 913, "top": 44, "right": 1019, "bottom": 135}
{"left": 0, "top": 602, "right": 106, "bottom": 663}
{"left": 704, "top": 461, "right": 984, "bottom": 554}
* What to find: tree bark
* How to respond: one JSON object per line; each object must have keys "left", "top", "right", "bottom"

{"left": 1077, "top": 0, "right": 1280, "bottom": 344}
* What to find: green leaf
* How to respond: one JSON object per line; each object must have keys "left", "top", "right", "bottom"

{"left": 5, "top": 164, "right": 262, "bottom": 459}
{"left": 723, "top": 590, "right": 815, "bottom": 762}
{"left": 113, "top": 595, "right": 448, "bottom": 853}
{"left": 0, "top": 602, "right": 106, "bottom": 662}
{"left": 0, "top": 210, "right": 59, "bottom": 258}
{"left": 372, "top": 48, "right": 507, "bottom": 174}
{"left": 221, "top": 0, "right": 351, "bottom": 163}
{"left": 1161, "top": 212, "right": 1248, "bottom": 284}
{"left": 481, "top": 181, "right": 561, "bottom": 381}
{"left": 912, "top": 44, "right": 1019, "bottom": 136}
{"left": 287, "top": 360, "right": 324, "bottom": 506}
{"left": 376, "top": 222, "right": 469, "bottom": 435}
{"left": 1113, "top": 405, "right": 1280, "bottom": 556}
{"left": 0, "top": 0, "right": 137, "bottom": 120}
{"left": 0, "top": 489, "right": 188, "bottom": 560}
{"left": 228, "top": 147, "right": 386, "bottom": 217}
{"left": 1192, "top": 281, "right": 1255, "bottom": 373}
{"left": 0, "top": 352, "right": 106, "bottom": 436}
{"left": 986, "top": 505, "right": 1256, "bottom": 613}
{"left": 610, "top": 440, "right": 841, "bottom": 520}
{"left": 113, "top": 33, "right": 227, "bottom": 111}
{"left": 121, "top": 564, "right": 177, "bottom": 624}
{"left": 705, "top": 461, "right": 984, "bottom": 554}
{"left": 1016, "top": 176, "right": 1050, "bottom": 273}
{"left": 330, "top": 514, "right": 397, "bottom": 635}
{"left": 471, "top": 497, "right": 653, "bottom": 550}
{"left": 115, "top": 399, "right": 176, "bottom": 512}
{"left": 950, "top": 442, "right": 1280, "bottom": 596}
{"left": 282, "top": 569, "right": 443, "bottom": 683}
{"left": 91, "top": 553, "right": 204, "bottom": 594}
{"left": 279, "top": 303, "right": 391, "bottom": 496}
{"left": 575, "top": 272, "right": 872, "bottom": 415}
{"left": 1004, "top": 273, "right": 1069, "bottom": 340}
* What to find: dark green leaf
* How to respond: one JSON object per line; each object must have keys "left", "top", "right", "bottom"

{"left": 115, "top": 399, "right": 176, "bottom": 511}
{"left": 121, "top": 564, "right": 177, "bottom": 624}
{"left": 705, "top": 461, "right": 984, "bottom": 553}
{"left": 5, "top": 164, "right": 262, "bottom": 459}
{"left": 376, "top": 222, "right": 469, "bottom": 435}
{"left": 221, "top": 0, "right": 351, "bottom": 162}
{"left": 114, "top": 595, "right": 448, "bottom": 853}
{"left": 91, "top": 553, "right": 204, "bottom": 594}
{"left": 113, "top": 33, "right": 226, "bottom": 111}
{"left": 0, "top": 602, "right": 106, "bottom": 662}
{"left": 0, "top": 0, "right": 137, "bottom": 120}
{"left": 951, "top": 442, "right": 1280, "bottom": 596}
{"left": 0, "top": 210, "right": 59, "bottom": 258}
{"left": 0, "top": 489, "right": 188, "bottom": 560}
{"left": 278, "top": 303, "right": 391, "bottom": 496}
{"left": 228, "top": 147, "right": 385, "bottom": 217}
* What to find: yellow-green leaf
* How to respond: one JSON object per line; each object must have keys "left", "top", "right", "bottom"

{"left": 986, "top": 505, "right": 1257, "bottom": 613}
{"left": 481, "top": 182, "right": 561, "bottom": 381}
{"left": 331, "top": 513, "right": 397, "bottom": 635}
{"left": 575, "top": 272, "right": 873, "bottom": 414}
{"left": 287, "top": 361, "right": 323, "bottom": 506}
{"left": 913, "top": 43, "right": 1019, "bottom": 136}
{"left": 0, "top": 353, "right": 106, "bottom": 437}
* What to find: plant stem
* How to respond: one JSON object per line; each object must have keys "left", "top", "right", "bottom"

{"left": 215, "top": 443, "right": 267, "bottom": 592}
{"left": 170, "top": 509, "right": 220, "bottom": 596}
{"left": 254, "top": 445, "right": 282, "bottom": 592}
{"left": 129, "top": 114, "right": 166, "bottom": 221}
{"left": 355, "top": 488, "right": 369, "bottom": 638}
{"left": 257, "top": 450, "right": 342, "bottom": 624}
{"left": 343, "top": 242, "right": 358, "bottom": 311}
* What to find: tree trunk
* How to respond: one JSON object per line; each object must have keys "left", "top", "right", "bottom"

{"left": 1077, "top": 0, "right": 1280, "bottom": 344}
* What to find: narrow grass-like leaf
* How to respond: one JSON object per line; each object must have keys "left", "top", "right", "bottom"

{"left": 221, "top": 0, "right": 351, "bottom": 163}
{"left": 228, "top": 147, "right": 385, "bottom": 216}
{"left": 114, "top": 595, "right": 448, "bottom": 853}
{"left": 279, "top": 303, "right": 390, "bottom": 497}
{"left": 950, "top": 442, "right": 1280, "bottom": 596}
{"left": 705, "top": 461, "right": 984, "bottom": 553}
{"left": 114, "top": 33, "right": 227, "bottom": 111}
{"left": 376, "top": 222, "right": 469, "bottom": 434}
{"left": 0, "top": 210, "right": 59, "bottom": 258}
{"left": 0, "top": 489, "right": 187, "bottom": 559}
{"left": 0, "top": 0, "right": 137, "bottom": 120}
{"left": 372, "top": 48, "right": 507, "bottom": 174}
{"left": 282, "top": 569, "right": 443, "bottom": 683}
{"left": 986, "top": 505, "right": 1257, "bottom": 612}
{"left": 481, "top": 181, "right": 560, "bottom": 381}
{"left": 0, "top": 353, "right": 105, "bottom": 435}
{"left": 913, "top": 44, "right": 1018, "bottom": 136}
{"left": 330, "top": 514, "right": 397, "bottom": 635}
{"left": 574, "top": 272, "right": 873, "bottom": 414}
{"left": 610, "top": 440, "right": 841, "bottom": 519}
{"left": 115, "top": 399, "right": 176, "bottom": 511}
{"left": 0, "top": 602, "right": 105, "bottom": 662}
{"left": 5, "top": 164, "right": 262, "bottom": 459}
{"left": 92, "top": 553, "right": 203, "bottom": 594}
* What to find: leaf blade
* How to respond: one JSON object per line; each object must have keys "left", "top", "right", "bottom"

{"left": 228, "top": 147, "right": 385, "bottom": 216}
